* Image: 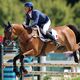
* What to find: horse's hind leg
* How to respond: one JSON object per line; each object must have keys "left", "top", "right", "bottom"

{"left": 73, "top": 47, "right": 80, "bottom": 63}
{"left": 63, "top": 28, "right": 80, "bottom": 63}
{"left": 20, "top": 55, "right": 28, "bottom": 74}
{"left": 73, "top": 50, "right": 79, "bottom": 63}
{"left": 13, "top": 54, "right": 21, "bottom": 77}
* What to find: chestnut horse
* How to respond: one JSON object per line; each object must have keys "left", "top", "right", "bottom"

{"left": 3, "top": 22, "right": 80, "bottom": 77}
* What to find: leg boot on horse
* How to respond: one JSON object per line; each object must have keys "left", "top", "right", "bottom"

{"left": 20, "top": 55, "right": 28, "bottom": 74}
{"left": 13, "top": 54, "right": 21, "bottom": 77}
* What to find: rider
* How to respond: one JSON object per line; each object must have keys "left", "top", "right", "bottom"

{"left": 23, "top": 2, "right": 60, "bottom": 47}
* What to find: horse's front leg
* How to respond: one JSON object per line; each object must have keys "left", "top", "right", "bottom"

{"left": 20, "top": 49, "right": 36, "bottom": 74}
{"left": 20, "top": 55, "right": 28, "bottom": 74}
{"left": 13, "top": 54, "right": 21, "bottom": 77}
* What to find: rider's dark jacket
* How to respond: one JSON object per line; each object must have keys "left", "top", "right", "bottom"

{"left": 25, "top": 10, "right": 49, "bottom": 28}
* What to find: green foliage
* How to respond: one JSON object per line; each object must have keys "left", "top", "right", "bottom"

{"left": 43, "top": 76, "right": 80, "bottom": 80}
{"left": 0, "top": 0, "right": 80, "bottom": 34}
{"left": 0, "top": 28, "right": 4, "bottom": 35}
{"left": 43, "top": 75, "right": 51, "bottom": 80}
{"left": 72, "top": 2, "right": 80, "bottom": 28}
{"left": 50, "top": 0, "right": 73, "bottom": 26}
{"left": 0, "top": 0, "right": 24, "bottom": 25}
{"left": 72, "top": 77, "right": 80, "bottom": 80}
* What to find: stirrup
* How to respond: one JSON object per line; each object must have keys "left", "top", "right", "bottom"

{"left": 56, "top": 42, "right": 64, "bottom": 49}
{"left": 56, "top": 42, "right": 61, "bottom": 48}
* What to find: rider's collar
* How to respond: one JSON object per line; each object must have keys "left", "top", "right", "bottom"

{"left": 28, "top": 10, "right": 32, "bottom": 18}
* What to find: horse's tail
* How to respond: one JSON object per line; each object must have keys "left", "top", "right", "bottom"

{"left": 67, "top": 24, "right": 80, "bottom": 43}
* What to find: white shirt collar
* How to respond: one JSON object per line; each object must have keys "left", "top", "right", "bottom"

{"left": 28, "top": 11, "right": 32, "bottom": 18}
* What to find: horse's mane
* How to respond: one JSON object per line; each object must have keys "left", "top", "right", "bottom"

{"left": 22, "top": 24, "right": 32, "bottom": 34}
{"left": 12, "top": 24, "right": 33, "bottom": 34}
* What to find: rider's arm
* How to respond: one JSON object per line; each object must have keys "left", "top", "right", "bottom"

{"left": 26, "top": 14, "right": 30, "bottom": 25}
{"left": 30, "top": 11, "right": 39, "bottom": 27}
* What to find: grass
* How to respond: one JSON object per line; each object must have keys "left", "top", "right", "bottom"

{"left": 43, "top": 75, "right": 80, "bottom": 80}
{"left": 70, "top": 77, "right": 80, "bottom": 80}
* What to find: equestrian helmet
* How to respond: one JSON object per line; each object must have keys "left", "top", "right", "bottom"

{"left": 24, "top": 2, "right": 33, "bottom": 9}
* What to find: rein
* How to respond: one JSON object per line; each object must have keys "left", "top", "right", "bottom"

{"left": 4, "top": 40, "right": 14, "bottom": 46}
{"left": 22, "top": 24, "right": 34, "bottom": 43}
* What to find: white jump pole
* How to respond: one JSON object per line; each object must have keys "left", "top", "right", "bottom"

{"left": 40, "top": 56, "right": 46, "bottom": 80}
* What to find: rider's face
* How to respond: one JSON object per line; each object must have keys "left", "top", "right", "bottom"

{"left": 24, "top": 7, "right": 29, "bottom": 14}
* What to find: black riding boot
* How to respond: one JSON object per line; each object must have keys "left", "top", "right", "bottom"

{"left": 46, "top": 32, "right": 61, "bottom": 47}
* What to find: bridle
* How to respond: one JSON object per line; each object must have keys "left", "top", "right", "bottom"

{"left": 4, "top": 26, "right": 14, "bottom": 46}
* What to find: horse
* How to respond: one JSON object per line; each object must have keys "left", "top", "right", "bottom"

{"left": 3, "top": 22, "right": 80, "bottom": 77}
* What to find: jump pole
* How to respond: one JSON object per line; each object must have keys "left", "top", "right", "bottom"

{"left": 2, "top": 42, "right": 24, "bottom": 80}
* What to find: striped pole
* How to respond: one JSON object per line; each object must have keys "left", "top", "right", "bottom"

{"left": 0, "top": 43, "right": 3, "bottom": 80}
{"left": 3, "top": 44, "right": 17, "bottom": 80}
{"left": 2, "top": 42, "right": 24, "bottom": 80}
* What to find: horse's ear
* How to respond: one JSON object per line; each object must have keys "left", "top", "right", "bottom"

{"left": 8, "top": 21, "right": 12, "bottom": 27}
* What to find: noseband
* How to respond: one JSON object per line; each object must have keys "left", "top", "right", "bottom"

{"left": 4, "top": 27, "right": 13, "bottom": 46}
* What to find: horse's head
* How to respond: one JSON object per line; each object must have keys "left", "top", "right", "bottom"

{"left": 3, "top": 22, "right": 33, "bottom": 46}
{"left": 3, "top": 22, "right": 13, "bottom": 46}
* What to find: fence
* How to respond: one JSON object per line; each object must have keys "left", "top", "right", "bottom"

{"left": 0, "top": 43, "right": 33, "bottom": 80}
{"left": 0, "top": 42, "right": 80, "bottom": 80}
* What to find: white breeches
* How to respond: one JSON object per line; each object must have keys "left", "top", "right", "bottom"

{"left": 42, "top": 19, "right": 51, "bottom": 35}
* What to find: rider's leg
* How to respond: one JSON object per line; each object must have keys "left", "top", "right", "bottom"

{"left": 42, "top": 19, "right": 60, "bottom": 46}
{"left": 46, "top": 31, "right": 60, "bottom": 46}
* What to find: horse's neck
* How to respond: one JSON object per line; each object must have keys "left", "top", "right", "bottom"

{"left": 12, "top": 24, "right": 29, "bottom": 37}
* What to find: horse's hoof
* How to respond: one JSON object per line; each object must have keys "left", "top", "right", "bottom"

{"left": 13, "top": 68, "right": 21, "bottom": 77}
{"left": 16, "top": 72, "right": 21, "bottom": 77}
{"left": 74, "top": 50, "right": 80, "bottom": 63}
{"left": 22, "top": 68, "right": 28, "bottom": 74}
{"left": 20, "top": 66, "right": 28, "bottom": 74}
{"left": 23, "top": 70, "right": 28, "bottom": 74}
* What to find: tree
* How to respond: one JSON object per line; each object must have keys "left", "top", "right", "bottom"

{"left": 67, "top": 0, "right": 79, "bottom": 7}
{"left": 49, "top": 0, "right": 73, "bottom": 26}
{"left": 0, "top": 0, "right": 24, "bottom": 26}
{"left": 72, "top": 2, "right": 80, "bottom": 29}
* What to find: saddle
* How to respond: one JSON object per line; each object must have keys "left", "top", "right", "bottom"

{"left": 23, "top": 24, "right": 58, "bottom": 42}
{"left": 31, "top": 26, "right": 58, "bottom": 42}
